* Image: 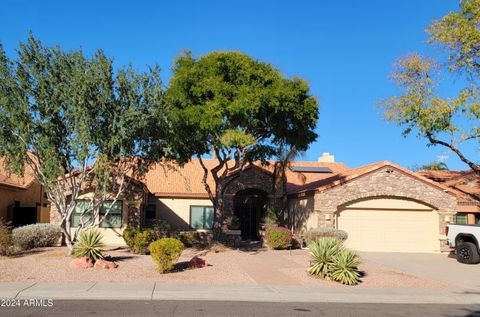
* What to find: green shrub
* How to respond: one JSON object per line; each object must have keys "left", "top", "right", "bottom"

{"left": 73, "top": 229, "right": 105, "bottom": 262}
{"left": 265, "top": 226, "right": 292, "bottom": 250}
{"left": 133, "top": 229, "right": 157, "bottom": 254}
{"left": 304, "top": 227, "right": 348, "bottom": 244}
{"left": 330, "top": 248, "right": 361, "bottom": 285}
{"left": 149, "top": 238, "right": 185, "bottom": 273}
{"left": 178, "top": 231, "right": 201, "bottom": 247}
{"left": 307, "top": 237, "right": 342, "bottom": 279}
{"left": 307, "top": 237, "right": 361, "bottom": 285}
{"left": 122, "top": 228, "right": 138, "bottom": 249}
{"left": 12, "top": 223, "right": 62, "bottom": 250}
{"left": 0, "top": 220, "right": 13, "bottom": 256}
{"left": 263, "top": 207, "right": 284, "bottom": 226}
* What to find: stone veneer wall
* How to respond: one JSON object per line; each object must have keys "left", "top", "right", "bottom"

{"left": 311, "top": 166, "right": 457, "bottom": 252}
{"left": 222, "top": 167, "right": 281, "bottom": 216}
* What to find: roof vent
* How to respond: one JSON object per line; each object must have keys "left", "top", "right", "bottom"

{"left": 318, "top": 152, "right": 335, "bottom": 163}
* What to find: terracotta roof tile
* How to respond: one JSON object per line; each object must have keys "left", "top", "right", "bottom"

{"left": 143, "top": 159, "right": 349, "bottom": 196}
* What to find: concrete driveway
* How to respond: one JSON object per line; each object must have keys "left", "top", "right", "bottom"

{"left": 358, "top": 252, "right": 480, "bottom": 291}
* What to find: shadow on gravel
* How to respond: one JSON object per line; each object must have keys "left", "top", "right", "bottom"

{"left": 452, "top": 308, "right": 480, "bottom": 317}
{"left": 10, "top": 248, "right": 47, "bottom": 258}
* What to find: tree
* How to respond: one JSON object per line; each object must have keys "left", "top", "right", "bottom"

{"left": 413, "top": 161, "right": 449, "bottom": 171}
{"left": 166, "top": 51, "right": 318, "bottom": 234}
{"left": 0, "top": 35, "right": 173, "bottom": 252}
{"left": 380, "top": 0, "right": 480, "bottom": 176}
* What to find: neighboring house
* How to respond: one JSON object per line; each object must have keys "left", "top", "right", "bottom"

{"left": 47, "top": 152, "right": 475, "bottom": 253}
{"left": 417, "top": 170, "right": 480, "bottom": 225}
{"left": 0, "top": 160, "right": 49, "bottom": 226}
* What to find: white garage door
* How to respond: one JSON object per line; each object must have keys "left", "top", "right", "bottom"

{"left": 337, "top": 198, "right": 439, "bottom": 253}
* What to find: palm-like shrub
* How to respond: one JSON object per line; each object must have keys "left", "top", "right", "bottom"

{"left": 307, "top": 237, "right": 342, "bottom": 279}
{"left": 330, "top": 248, "right": 361, "bottom": 285}
{"left": 73, "top": 229, "right": 105, "bottom": 262}
{"left": 149, "top": 238, "right": 184, "bottom": 273}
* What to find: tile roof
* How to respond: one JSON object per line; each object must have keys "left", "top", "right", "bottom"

{"left": 288, "top": 161, "right": 470, "bottom": 200}
{"left": 143, "top": 159, "right": 349, "bottom": 197}
{"left": 418, "top": 170, "right": 480, "bottom": 206}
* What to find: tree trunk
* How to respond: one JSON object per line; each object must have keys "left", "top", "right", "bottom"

{"left": 59, "top": 218, "right": 74, "bottom": 255}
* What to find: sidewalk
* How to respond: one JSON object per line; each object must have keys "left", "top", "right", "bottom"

{"left": 1, "top": 282, "right": 480, "bottom": 304}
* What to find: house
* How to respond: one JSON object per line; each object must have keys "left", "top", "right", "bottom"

{"left": 417, "top": 170, "right": 480, "bottom": 225}
{"left": 48, "top": 152, "right": 475, "bottom": 253}
{"left": 0, "top": 160, "right": 50, "bottom": 226}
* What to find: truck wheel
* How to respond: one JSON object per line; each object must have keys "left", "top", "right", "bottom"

{"left": 456, "top": 242, "right": 480, "bottom": 264}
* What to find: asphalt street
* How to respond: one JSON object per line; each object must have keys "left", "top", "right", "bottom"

{"left": 0, "top": 300, "right": 479, "bottom": 317}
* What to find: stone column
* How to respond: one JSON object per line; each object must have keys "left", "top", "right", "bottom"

{"left": 316, "top": 209, "right": 336, "bottom": 228}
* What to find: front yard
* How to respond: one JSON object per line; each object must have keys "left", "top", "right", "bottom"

{"left": 0, "top": 246, "right": 448, "bottom": 289}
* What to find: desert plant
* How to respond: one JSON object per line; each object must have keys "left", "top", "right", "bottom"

{"left": 73, "top": 229, "right": 105, "bottom": 262}
{"left": 330, "top": 248, "right": 361, "bottom": 285}
{"left": 153, "top": 219, "right": 176, "bottom": 238}
{"left": 132, "top": 229, "right": 157, "bottom": 254}
{"left": 265, "top": 226, "right": 292, "bottom": 250}
{"left": 178, "top": 231, "right": 201, "bottom": 247}
{"left": 12, "top": 223, "right": 62, "bottom": 250}
{"left": 0, "top": 220, "right": 13, "bottom": 256}
{"left": 149, "top": 238, "right": 185, "bottom": 273}
{"left": 122, "top": 227, "right": 138, "bottom": 249}
{"left": 224, "top": 215, "right": 241, "bottom": 230}
{"left": 263, "top": 207, "right": 285, "bottom": 226}
{"left": 304, "top": 227, "right": 348, "bottom": 244}
{"left": 307, "top": 237, "right": 343, "bottom": 279}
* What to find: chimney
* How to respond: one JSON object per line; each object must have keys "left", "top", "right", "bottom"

{"left": 318, "top": 152, "right": 334, "bottom": 163}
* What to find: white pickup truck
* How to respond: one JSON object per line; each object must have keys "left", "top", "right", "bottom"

{"left": 446, "top": 224, "right": 480, "bottom": 264}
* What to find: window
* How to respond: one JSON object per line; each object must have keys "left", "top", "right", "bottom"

{"left": 100, "top": 200, "right": 123, "bottom": 228}
{"left": 146, "top": 204, "right": 156, "bottom": 219}
{"left": 71, "top": 200, "right": 93, "bottom": 227}
{"left": 476, "top": 214, "right": 480, "bottom": 225}
{"left": 455, "top": 213, "right": 468, "bottom": 225}
{"left": 190, "top": 206, "right": 214, "bottom": 229}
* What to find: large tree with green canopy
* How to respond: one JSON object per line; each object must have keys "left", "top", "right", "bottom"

{"left": 380, "top": 0, "right": 480, "bottom": 176}
{"left": 0, "top": 35, "right": 176, "bottom": 252}
{"left": 166, "top": 51, "right": 318, "bottom": 233}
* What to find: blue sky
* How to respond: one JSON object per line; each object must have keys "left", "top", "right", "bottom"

{"left": 1, "top": 0, "right": 475, "bottom": 170}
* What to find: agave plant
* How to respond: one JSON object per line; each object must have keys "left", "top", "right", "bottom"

{"left": 73, "top": 229, "right": 105, "bottom": 262}
{"left": 330, "top": 248, "right": 361, "bottom": 285}
{"left": 307, "top": 237, "right": 342, "bottom": 279}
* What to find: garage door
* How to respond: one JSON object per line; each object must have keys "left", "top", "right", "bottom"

{"left": 337, "top": 198, "right": 439, "bottom": 253}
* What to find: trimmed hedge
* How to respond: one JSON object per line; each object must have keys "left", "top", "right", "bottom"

{"left": 149, "top": 238, "right": 184, "bottom": 273}
{"left": 12, "top": 223, "right": 61, "bottom": 250}
{"left": 304, "top": 227, "right": 348, "bottom": 243}
{"left": 265, "top": 226, "right": 292, "bottom": 250}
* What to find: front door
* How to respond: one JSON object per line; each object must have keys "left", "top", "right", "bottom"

{"left": 233, "top": 189, "right": 267, "bottom": 240}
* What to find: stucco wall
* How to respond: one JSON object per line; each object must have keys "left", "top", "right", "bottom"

{"left": 0, "top": 183, "right": 45, "bottom": 222}
{"left": 147, "top": 196, "right": 213, "bottom": 229}
{"left": 287, "top": 194, "right": 316, "bottom": 233}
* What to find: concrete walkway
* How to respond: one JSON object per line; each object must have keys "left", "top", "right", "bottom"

{"left": 1, "top": 282, "right": 480, "bottom": 304}
{"left": 359, "top": 252, "right": 480, "bottom": 291}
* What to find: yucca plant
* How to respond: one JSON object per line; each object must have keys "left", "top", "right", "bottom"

{"left": 330, "top": 248, "right": 361, "bottom": 285}
{"left": 73, "top": 229, "right": 105, "bottom": 262}
{"left": 307, "top": 237, "right": 342, "bottom": 279}
{"left": 330, "top": 249, "right": 360, "bottom": 285}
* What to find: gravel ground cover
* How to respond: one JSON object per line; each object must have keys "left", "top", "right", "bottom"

{"left": 0, "top": 246, "right": 448, "bottom": 288}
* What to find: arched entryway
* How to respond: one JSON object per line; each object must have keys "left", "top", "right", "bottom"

{"left": 233, "top": 188, "right": 268, "bottom": 240}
